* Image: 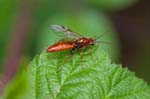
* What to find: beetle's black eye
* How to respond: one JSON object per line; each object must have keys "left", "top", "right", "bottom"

{"left": 91, "top": 44, "right": 94, "bottom": 45}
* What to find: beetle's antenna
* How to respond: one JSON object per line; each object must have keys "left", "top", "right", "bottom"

{"left": 94, "top": 41, "right": 112, "bottom": 44}
{"left": 94, "top": 31, "right": 109, "bottom": 41}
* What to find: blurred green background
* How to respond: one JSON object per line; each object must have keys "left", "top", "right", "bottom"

{"left": 0, "top": 0, "right": 150, "bottom": 94}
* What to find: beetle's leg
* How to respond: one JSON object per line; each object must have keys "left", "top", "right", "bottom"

{"left": 80, "top": 46, "right": 94, "bottom": 60}
{"left": 87, "top": 46, "right": 94, "bottom": 59}
{"left": 62, "top": 49, "right": 74, "bottom": 65}
{"left": 79, "top": 48, "right": 84, "bottom": 60}
{"left": 70, "top": 48, "right": 74, "bottom": 55}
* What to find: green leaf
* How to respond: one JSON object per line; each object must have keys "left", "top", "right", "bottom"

{"left": 26, "top": 47, "right": 150, "bottom": 99}
{"left": 3, "top": 47, "right": 150, "bottom": 99}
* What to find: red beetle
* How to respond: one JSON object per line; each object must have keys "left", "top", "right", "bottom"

{"left": 47, "top": 25, "right": 109, "bottom": 54}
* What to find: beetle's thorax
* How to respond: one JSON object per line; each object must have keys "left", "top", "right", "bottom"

{"left": 74, "top": 38, "right": 94, "bottom": 48}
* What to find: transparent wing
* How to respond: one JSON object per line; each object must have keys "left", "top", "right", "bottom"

{"left": 50, "top": 24, "right": 83, "bottom": 40}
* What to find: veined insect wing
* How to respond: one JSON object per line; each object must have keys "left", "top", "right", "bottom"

{"left": 51, "top": 24, "right": 68, "bottom": 32}
{"left": 50, "top": 24, "right": 83, "bottom": 40}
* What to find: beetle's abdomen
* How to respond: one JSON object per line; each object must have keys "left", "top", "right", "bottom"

{"left": 47, "top": 42, "right": 75, "bottom": 52}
